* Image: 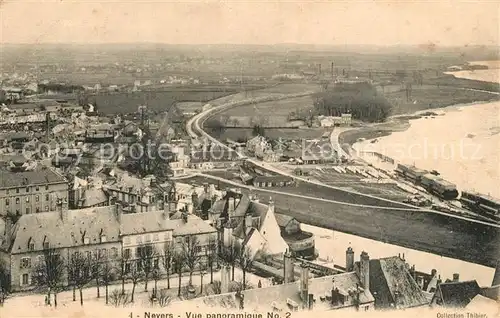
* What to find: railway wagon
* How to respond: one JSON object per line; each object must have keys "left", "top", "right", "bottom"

{"left": 421, "top": 173, "right": 459, "bottom": 200}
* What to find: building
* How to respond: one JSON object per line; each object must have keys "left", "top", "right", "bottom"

{"left": 190, "top": 148, "right": 240, "bottom": 170}
{"left": 275, "top": 214, "right": 315, "bottom": 259}
{"left": 0, "top": 204, "right": 217, "bottom": 291}
{"left": 252, "top": 175, "right": 294, "bottom": 188}
{"left": 0, "top": 167, "right": 68, "bottom": 216}
{"left": 186, "top": 256, "right": 375, "bottom": 312}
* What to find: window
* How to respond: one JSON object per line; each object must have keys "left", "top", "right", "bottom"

{"left": 84, "top": 237, "right": 90, "bottom": 244}
{"left": 16, "top": 188, "right": 20, "bottom": 194}
{"left": 26, "top": 208, "right": 30, "bottom": 214}
{"left": 36, "top": 186, "right": 39, "bottom": 191}
{"left": 37, "top": 255, "right": 44, "bottom": 264}
{"left": 123, "top": 248, "right": 131, "bottom": 259}
{"left": 153, "top": 258, "right": 159, "bottom": 269}
{"left": 125, "top": 263, "right": 131, "bottom": 273}
{"left": 99, "top": 249, "right": 107, "bottom": 259}
{"left": 45, "top": 185, "right": 49, "bottom": 190}
{"left": 20, "top": 257, "right": 32, "bottom": 269}
{"left": 6, "top": 189, "right": 9, "bottom": 195}
{"left": 123, "top": 237, "right": 130, "bottom": 245}
{"left": 136, "top": 261, "right": 142, "bottom": 272}
{"left": 85, "top": 251, "right": 92, "bottom": 259}
{"left": 26, "top": 187, "right": 29, "bottom": 193}
{"left": 365, "top": 306, "right": 370, "bottom": 311}
{"left": 111, "top": 247, "right": 118, "bottom": 258}
{"left": 36, "top": 208, "right": 40, "bottom": 213}
{"left": 5, "top": 199, "right": 9, "bottom": 206}
{"left": 194, "top": 246, "right": 202, "bottom": 253}
{"left": 28, "top": 240, "right": 35, "bottom": 251}
{"left": 26, "top": 197, "right": 30, "bottom": 203}
{"left": 164, "top": 232, "right": 172, "bottom": 241}
{"left": 136, "top": 236, "right": 142, "bottom": 244}
{"left": 153, "top": 233, "right": 159, "bottom": 242}
{"left": 36, "top": 195, "right": 39, "bottom": 202}
{"left": 16, "top": 198, "right": 20, "bottom": 204}
{"left": 43, "top": 241, "right": 49, "bottom": 250}
{"left": 21, "top": 273, "right": 29, "bottom": 285}
{"left": 45, "top": 206, "right": 49, "bottom": 211}
{"left": 145, "top": 234, "right": 151, "bottom": 243}
{"left": 45, "top": 194, "right": 50, "bottom": 201}
{"left": 100, "top": 235, "right": 107, "bottom": 243}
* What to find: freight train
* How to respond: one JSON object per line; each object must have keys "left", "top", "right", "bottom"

{"left": 460, "top": 191, "right": 500, "bottom": 221}
{"left": 395, "top": 164, "right": 459, "bottom": 200}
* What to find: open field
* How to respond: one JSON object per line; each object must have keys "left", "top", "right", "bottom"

{"left": 384, "top": 84, "right": 500, "bottom": 115}
{"left": 94, "top": 88, "right": 241, "bottom": 114}
{"left": 184, "top": 175, "right": 500, "bottom": 267}
{"left": 214, "top": 127, "right": 326, "bottom": 142}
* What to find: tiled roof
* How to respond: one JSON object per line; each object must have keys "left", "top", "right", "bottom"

{"left": 370, "top": 256, "right": 429, "bottom": 309}
{"left": 188, "top": 272, "right": 374, "bottom": 311}
{"left": 0, "top": 167, "right": 67, "bottom": 188}
{"left": 9, "top": 206, "right": 121, "bottom": 254}
{"left": 439, "top": 280, "right": 481, "bottom": 308}
{"left": 275, "top": 213, "right": 295, "bottom": 227}
{"left": 120, "top": 211, "right": 173, "bottom": 235}
{"left": 170, "top": 217, "right": 217, "bottom": 236}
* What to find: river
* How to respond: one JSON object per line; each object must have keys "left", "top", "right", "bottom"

{"left": 309, "top": 61, "right": 499, "bottom": 286}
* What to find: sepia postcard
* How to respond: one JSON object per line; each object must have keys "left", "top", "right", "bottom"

{"left": 0, "top": 1, "right": 498, "bottom": 318}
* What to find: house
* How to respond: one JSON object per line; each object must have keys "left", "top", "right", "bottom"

{"left": 275, "top": 214, "right": 315, "bottom": 259}
{"left": 368, "top": 256, "right": 430, "bottom": 309}
{"left": 434, "top": 280, "right": 481, "bottom": 308}
{"left": 252, "top": 175, "right": 294, "bottom": 188}
{"left": 190, "top": 148, "right": 240, "bottom": 169}
{"left": 0, "top": 204, "right": 217, "bottom": 292}
{"left": 186, "top": 256, "right": 375, "bottom": 312}
{"left": 0, "top": 167, "right": 68, "bottom": 216}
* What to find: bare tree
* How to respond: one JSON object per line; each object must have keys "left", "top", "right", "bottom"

{"left": 151, "top": 268, "right": 162, "bottom": 298}
{"left": 117, "top": 254, "right": 130, "bottom": 295}
{"left": 127, "top": 260, "right": 143, "bottom": 303}
{"left": 181, "top": 235, "right": 202, "bottom": 287}
{"left": 220, "top": 241, "right": 241, "bottom": 281}
{"left": 68, "top": 251, "right": 93, "bottom": 306}
{"left": 0, "top": 260, "right": 10, "bottom": 307}
{"left": 162, "top": 242, "right": 174, "bottom": 289}
{"left": 32, "top": 248, "right": 65, "bottom": 308}
{"left": 205, "top": 237, "right": 217, "bottom": 284}
{"left": 172, "top": 250, "right": 186, "bottom": 297}
{"left": 92, "top": 252, "right": 103, "bottom": 299}
{"left": 100, "top": 258, "right": 116, "bottom": 305}
{"left": 238, "top": 245, "right": 254, "bottom": 290}
{"left": 137, "top": 244, "right": 159, "bottom": 292}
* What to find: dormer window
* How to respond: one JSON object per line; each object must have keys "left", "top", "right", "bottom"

{"left": 84, "top": 237, "right": 90, "bottom": 244}
{"left": 43, "top": 241, "right": 49, "bottom": 250}
{"left": 101, "top": 235, "right": 107, "bottom": 243}
{"left": 28, "top": 238, "right": 35, "bottom": 251}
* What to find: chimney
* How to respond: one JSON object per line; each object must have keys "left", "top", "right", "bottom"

{"left": 115, "top": 203, "right": 122, "bottom": 223}
{"left": 431, "top": 269, "right": 437, "bottom": 277}
{"left": 268, "top": 197, "right": 275, "bottom": 214}
{"left": 493, "top": 261, "right": 500, "bottom": 286}
{"left": 244, "top": 214, "right": 253, "bottom": 235}
{"left": 299, "top": 263, "right": 309, "bottom": 309}
{"left": 346, "top": 247, "right": 354, "bottom": 271}
{"left": 452, "top": 273, "right": 459, "bottom": 282}
{"left": 163, "top": 201, "right": 170, "bottom": 220}
{"left": 308, "top": 294, "right": 314, "bottom": 310}
{"left": 283, "top": 250, "right": 295, "bottom": 283}
{"left": 359, "top": 251, "right": 370, "bottom": 290}
{"left": 227, "top": 197, "right": 235, "bottom": 217}
{"left": 203, "top": 183, "right": 209, "bottom": 194}
{"left": 57, "top": 199, "right": 67, "bottom": 222}
{"left": 221, "top": 265, "right": 230, "bottom": 293}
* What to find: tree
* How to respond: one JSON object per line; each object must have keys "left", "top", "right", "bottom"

{"left": 68, "top": 251, "right": 94, "bottom": 306}
{"left": 205, "top": 237, "right": 218, "bottom": 284}
{"left": 117, "top": 254, "right": 129, "bottom": 295}
{"left": 162, "top": 242, "right": 175, "bottom": 290}
{"left": 181, "top": 235, "right": 202, "bottom": 288}
{"left": 0, "top": 260, "right": 11, "bottom": 307}
{"left": 220, "top": 241, "right": 241, "bottom": 281}
{"left": 100, "top": 257, "right": 116, "bottom": 305}
{"left": 127, "top": 260, "right": 143, "bottom": 303}
{"left": 138, "top": 244, "right": 159, "bottom": 292}
{"left": 32, "top": 248, "right": 65, "bottom": 308}
{"left": 92, "top": 253, "right": 103, "bottom": 299}
{"left": 172, "top": 250, "right": 186, "bottom": 297}
{"left": 238, "top": 245, "right": 254, "bottom": 290}
{"left": 151, "top": 268, "right": 162, "bottom": 299}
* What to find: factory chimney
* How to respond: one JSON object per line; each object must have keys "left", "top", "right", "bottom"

{"left": 331, "top": 62, "right": 334, "bottom": 79}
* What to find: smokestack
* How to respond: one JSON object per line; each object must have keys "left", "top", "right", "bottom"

{"left": 299, "top": 264, "right": 309, "bottom": 309}
{"left": 331, "top": 62, "right": 334, "bottom": 79}
{"left": 283, "top": 250, "right": 295, "bottom": 284}
{"left": 346, "top": 247, "right": 354, "bottom": 272}
{"left": 452, "top": 273, "right": 459, "bottom": 282}
{"left": 360, "top": 251, "right": 370, "bottom": 290}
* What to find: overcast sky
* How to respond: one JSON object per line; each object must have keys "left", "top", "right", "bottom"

{"left": 1, "top": 0, "right": 498, "bottom": 46}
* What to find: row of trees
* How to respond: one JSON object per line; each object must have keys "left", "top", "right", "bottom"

{"left": 1, "top": 235, "right": 256, "bottom": 308}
